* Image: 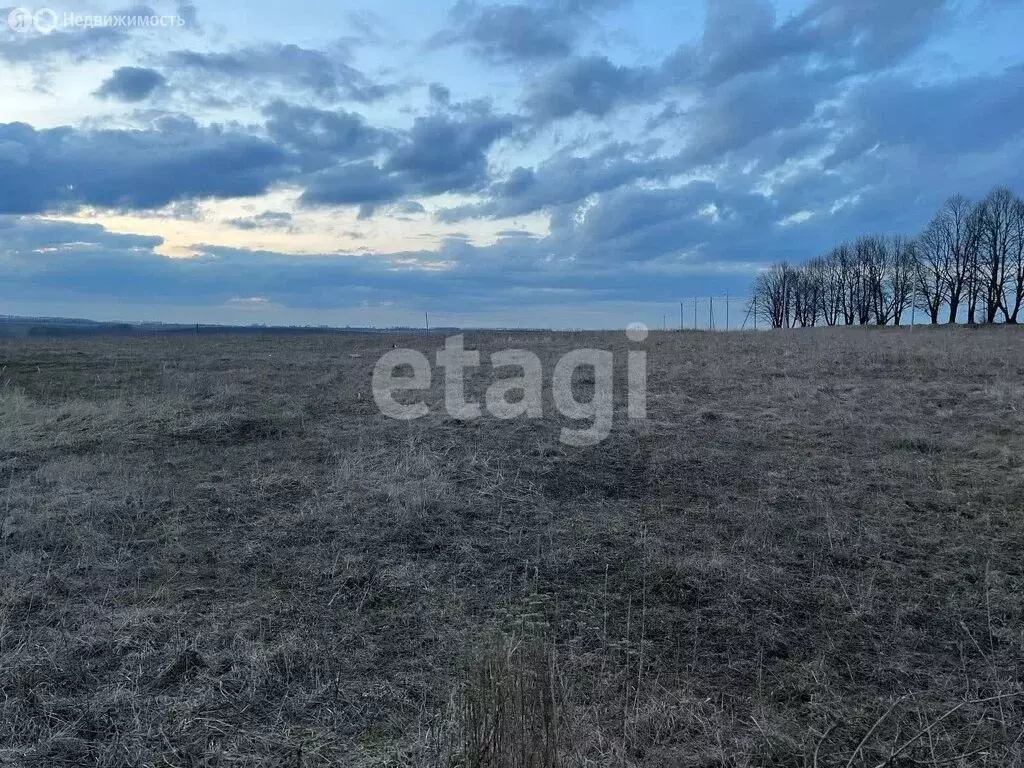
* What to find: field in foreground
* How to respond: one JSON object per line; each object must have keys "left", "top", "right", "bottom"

{"left": 1, "top": 328, "right": 1022, "bottom": 767}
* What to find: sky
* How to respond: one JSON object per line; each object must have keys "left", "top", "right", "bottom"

{"left": 1, "top": 0, "right": 1023, "bottom": 329}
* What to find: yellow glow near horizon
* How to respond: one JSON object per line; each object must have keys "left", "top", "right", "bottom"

{"left": 48, "top": 190, "right": 550, "bottom": 259}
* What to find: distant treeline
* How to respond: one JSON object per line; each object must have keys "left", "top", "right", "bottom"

{"left": 0, "top": 318, "right": 467, "bottom": 338}
{"left": 751, "top": 187, "right": 1024, "bottom": 328}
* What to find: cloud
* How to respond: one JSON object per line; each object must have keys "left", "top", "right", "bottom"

{"left": 299, "top": 101, "right": 520, "bottom": 209}
{"left": 0, "top": 118, "right": 290, "bottom": 214}
{"left": 0, "top": 216, "right": 753, "bottom": 313}
{"left": 442, "top": 56, "right": 837, "bottom": 223}
{"left": 0, "top": 23, "right": 125, "bottom": 64}
{"left": 2, "top": 0, "right": 1020, "bottom": 326}
{"left": 523, "top": 55, "right": 663, "bottom": 122}
{"left": 93, "top": 66, "right": 166, "bottom": 102}
{"left": 672, "top": 0, "right": 948, "bottom": 87}
{"left": 676, "top": 64, "right": 834, "bottom": 168}
{"left": 0, "top": 216, "right": 163, "bottom": 258}
{"left": 826, "top": 64, "right": 1024, "bottom": 165}
{"left": 175, "top": 2, "right": 199, "bottom": 28}
{"left": 262, "top": 100, "right": 393, "bottom": 171}
{"left": 0, "top": 3, "right": 161, "bottom": 64}
{"left": 0, "top": 3, "right": 202, "bottom": 66}
{"left": 298, "top": 161, "right": 407, "bottom": 208}
{"left": 428, "top": 82, "right": 451, "bottom": 106}
{"left": 386, "top": 101, "right": 520, "bottom": 193}
{"left": 392, "top": 201, "right": 426, "bottom": 215}
{"left": 431, "top": 0, "right": 621, "bottom": 64}
{"left": 501, "top": 0, "right": 959, "bottom": 219}
{"left": 226, "top": 211, "right": 294, "bottom": 231}
{"left": 438, "top": 141, "right": 673, "bottom": 221}
{"left": 797, "top": 0, "right": 947, "bottom": 73}
{"left": 432, "top": 1, "right": 575, "bottom": 63}
{"left": 522, "top": 0, "right": 949, "bottom": 126}
{"left": 165, "top": 43, "right": 400, "bottom": 102}
{"left": 448, "top": 54, "right": 1024, "bottom": 271}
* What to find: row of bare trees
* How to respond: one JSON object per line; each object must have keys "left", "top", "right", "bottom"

{"left": 752, "top": 187, "right": 1024, "bottom": 328}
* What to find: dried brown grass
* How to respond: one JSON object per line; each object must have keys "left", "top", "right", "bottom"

{"left": 0, "top": 326, "right": 1022, "bottom": 766}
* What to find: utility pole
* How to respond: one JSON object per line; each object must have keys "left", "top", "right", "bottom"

{"left": 663, "top": 314, "right": 667, "bottom": 331}
{"left": 725, "top": 291, "right": 730, "bottom": 331}
{"left": 679, "top": 301, "right": 684, "bottom": 331}
{"left": 693, "top": 297, "right": 697, "bottom": 329}
{"left": 754, "top": 296, "right": 758, "bottom": 330}
{"left": 709, "top": 297, "right": 714, "bottom": 330}
{"left": 425, "top": 312, "right": 429, "bottom": 331}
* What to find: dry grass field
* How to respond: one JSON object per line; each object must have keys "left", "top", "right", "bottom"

{"left": 1, "top": 327, "right": 1022, "bottom": 767}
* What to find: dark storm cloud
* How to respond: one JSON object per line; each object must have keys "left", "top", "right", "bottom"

{"left": 0, "top": 118, "right": 290, "bottom": 214}
{"left": 93, "top": 66, "right": 166, "bottom": 102}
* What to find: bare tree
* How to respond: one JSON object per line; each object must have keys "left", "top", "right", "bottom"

{"left": 793, "top": 262, "right": 823, "bottom": 327}
{"left": 820, "top": 248, "right": 846, "bottom": 327}
{"left": 965, "top": 233, "right": 983, "bottom": 324}
{"left": 888, "top": 236, "right": 916, "bottom": 326}
{"left": 851, "top": 238, "right": 874, "bottom": 325}
{"left": 977, "top": 187, "right": 1020, "bottom": 323}
{"left": 935, "top": 196, "right": 981, "bottom": 323}
{"left": 744, "top": 187, "right": 1022, "bottom": 330}
{"left": 835, "top": 243, "right": 858, "bottom": 325}
{"left": 753, "top": 262, "right": 796, "bottom": 329}
{"left": 916, "top": 216, "right": 950, "bottom": 324}
{"left": 1003, "top": 196, "right": 1024, "bottom": 323}
{"left": 859, "top": 235, "right": 893, "bottom": 325}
